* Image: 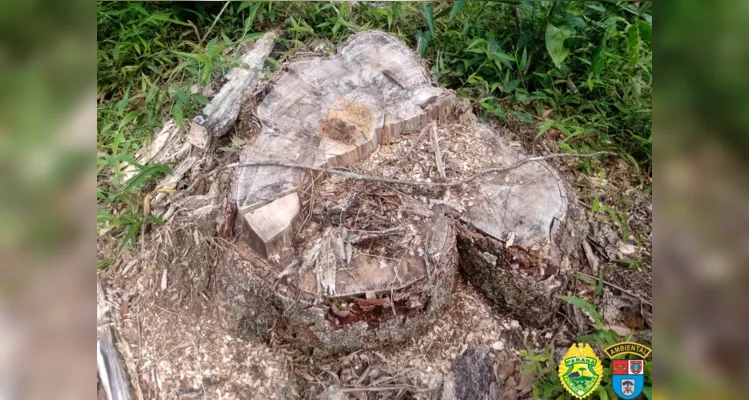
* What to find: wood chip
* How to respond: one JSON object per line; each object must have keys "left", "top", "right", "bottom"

{"left": 160, "top": 268, "right": 167, "bottom": 291}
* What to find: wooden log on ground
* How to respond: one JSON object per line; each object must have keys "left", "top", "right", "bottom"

{"left": 218, "top": 31, "right": 585, "bottom": 356}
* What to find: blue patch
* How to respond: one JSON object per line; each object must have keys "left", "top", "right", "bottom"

{"left": 612, "top": 375, "right": 644, "bottom": 399}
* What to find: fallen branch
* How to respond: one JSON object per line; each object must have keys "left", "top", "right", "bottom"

{"left": 188, "top": 151, "right": 614, "bottom": 194}
{"left": 574, "top": 271, "right": 652, "bottom": 306}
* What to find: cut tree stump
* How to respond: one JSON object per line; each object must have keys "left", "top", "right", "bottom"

{"left": 218, "top": 31, "right": 585, "bottom": 356}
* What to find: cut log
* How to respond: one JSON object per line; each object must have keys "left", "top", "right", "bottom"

{"left": 218, "top": 31, "right": 585, "bottom": 356}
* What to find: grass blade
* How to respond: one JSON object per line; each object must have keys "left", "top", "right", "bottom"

{"left": 449, "top": 1, "right": 466, "bottom": 20}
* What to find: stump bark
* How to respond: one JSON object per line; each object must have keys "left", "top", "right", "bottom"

{"left": 218, "top": 31, "right": 584, "bottom": 355}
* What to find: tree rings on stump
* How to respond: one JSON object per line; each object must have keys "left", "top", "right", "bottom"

{"left": 219, "top": 31, "right": 584, "bottom": 356}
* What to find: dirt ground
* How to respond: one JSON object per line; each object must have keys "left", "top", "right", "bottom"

{"left": 97, "top": 113, "right": 652, "bottom": 399}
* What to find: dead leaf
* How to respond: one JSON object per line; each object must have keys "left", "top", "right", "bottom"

{"left": 618, "top": 243, "right": 637, "bottom": 255}
{"left": 542, "top": 109, "right": 553, "bottom": 119}
{"left": 516, "top": 371, "right": 535, "bottom": 395}
{"left": 120, "top": 300, "right": 128, "bottom": 318}
{"left": 143, "top": 193, "right": 153, "bottom": 217}
{"left": 582, "top": 240, "right": 600, "bottom": 272}
{"left": 607, "top": 324, "right": 633, "bottom": 337}
{"left": 496, "top": 361, "right": 515, "bottom": 383}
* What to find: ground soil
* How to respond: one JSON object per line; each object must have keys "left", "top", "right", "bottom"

{"left": 97, "top": 112, "right": 652, "bottom": 399}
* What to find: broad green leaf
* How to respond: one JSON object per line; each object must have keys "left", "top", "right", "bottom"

{"left": 449, "top": 1, "right": 466, "bottom": 20}
{"left": 193, "top": 93, "right": 209, "bottom": 105}
{"left": 536, "top": 120, "right": 555, "bottom": 138}
{"left": 638, "top": 20, "right": 652, "bottom": 43}
{"left": 416, "top": 30, "right": 431, "bottom": 56}
{"left": 120, "top": 221, "right": 141, "bottom": 249}
{"left": 597, "top": 386, "right": 609, "bottom": 400}
{"left": 148, "top": 215, "right": 166, "bottom": 226}
{"left": 490, "top": 51, "right": 515, "bottom": 63}
{"left": 511, "top": 111, "right": 533, "bottom": 124}
{"left": 545, "top": 24, "right": 572, "bottom": 67}
{"left": 586, "top": 4, "right": 606, "bottom": 13}
{"left": 433, "top": 4, "right": 452, "bottom": 20}
{"left": 503, "top": 79, "right": 520, "bottom": 93}
{"left": 172, "top": 99, "right": 183, "bottom": 127}
{"left": 244, "top": 3, "right": 261, "bottom": 35}
{"left": 627, "top": 23, "right": 641, "bottom": 67}
{"left": 466, "top": 38, "right": 487, "bottom": 53}
{"left": 173, "top": 51, "right": 209, "bottom": 63}
{"left": 519, "top": 47, "right": 527, "bottom": 72}
{"left": 422, "top": 5, "right": 435, "bottom": 36}
{"left": 123, "top": 164, "right": 172, "bottom": 193}
{"left": 264, "top": 56, "right": 281, "bottom": 69}
{"left": 559, "top": 295, "right": 605, "bottom": 329}
{"left": 201, "top": 61, "right": 213, "bottom": 85}
{"left": 572, "top": 272, "right": 597, "bottom": 286}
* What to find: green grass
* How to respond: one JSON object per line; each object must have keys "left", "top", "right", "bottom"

{"left": 97, "top": 1, "right": 652, "bottom": 248}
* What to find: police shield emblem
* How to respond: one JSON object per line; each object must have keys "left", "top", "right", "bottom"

{"left": 558, "top": 343, "right": 603, "bottom": 399}
{"left": 611, "top": 359, "right": 644, "bottom": 399}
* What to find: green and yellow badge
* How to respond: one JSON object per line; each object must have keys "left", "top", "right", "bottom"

{"left": 558, "top": 343, "right": 604, "bottom": 399}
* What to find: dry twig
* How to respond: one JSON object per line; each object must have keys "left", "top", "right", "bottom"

{"left": 199, "top": 1, "right": 231, "bottom": 46}
{"left": 429, "top": 122, "right": 446, "bottom": 179}
{"left": 188, "top": 151, "right": 613, "bottom": 194}
{"left": 402, "top": 123, "right": 432, "bottom": 158}
{"left": 325, "top": 385, "right": 429, "bottom": 395}
{"left": 574, "top": 271, "right": 652, "bottom": 306}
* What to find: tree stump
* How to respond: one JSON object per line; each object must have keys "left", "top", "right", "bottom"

{"left": 218, "top": 31, "right": 584, "bottom": 356}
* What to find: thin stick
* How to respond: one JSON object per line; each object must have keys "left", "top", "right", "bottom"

{"left": 178, "top": 151, "right": 613, "bottom": 199}
{"left": 201, "top": 151, "right": 612, "bottom": 190}
{"left": 327, "top": 385, "right": 429, "bottom": 394}
{"left": 574, "top": 271, "right": 652, "bottom": 306}
{"left": 402, "top": 123, "right": 432, "bottom": 158}
{"left": 429, "top": 122, "right": 446, "bottom": 179}
{"left": 199, "top": 1, "right": 231, "bottom": 46}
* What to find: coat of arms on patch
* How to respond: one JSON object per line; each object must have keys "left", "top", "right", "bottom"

{"left": 605, "top": 342, "right": 652, "bottom": 399}
{"left": 558, "top": 343, "right": 604, "bottom": 399}
{"left": 610, "top": 359, "right": 645, "bottom": 398}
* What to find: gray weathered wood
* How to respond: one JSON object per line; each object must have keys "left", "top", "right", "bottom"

{"left": 189, "top": 32, "right": 277, "bottom": 147}
{"left": 97, "top": 277, "right": 132, "bottom": 400}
